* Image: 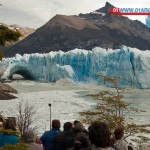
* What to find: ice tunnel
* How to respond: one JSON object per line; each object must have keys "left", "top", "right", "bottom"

{"left": 7, "top": 66, "right": 35, "bottom": 80}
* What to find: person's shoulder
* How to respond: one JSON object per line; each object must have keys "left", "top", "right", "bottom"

{"left": 52, "top": 129, "right": 61, "bottom": 134}
{"left": 45, "top": 129, "right": 55, "bottom": 134}
{"left": 0, "top": 133, "right": 18, "bottom": 139}
{"left": 56, "top": 131, "right": 63, "bottom": 135}
{"left": 115, "top": 139, "right": 127, "bottom": 144}
{"left": 120, "top": 139, "right": 128, "bottom": 145}
{"left": 29, "top": 143, "right": 43, "bottom": 150}
{"left": 0, "top": 132, "right": 4, "bottom": 136}
{"left": 41, "top": 130, "right": 50, "bottom": 138}
{"left": 91, "top": 145, "right": 115, "bottom": 150}
{"left": 109, "top": 148, "right": 115, "bottom": 150}
{"left": 80, "top": 148, "right": 91, "bottom": 150}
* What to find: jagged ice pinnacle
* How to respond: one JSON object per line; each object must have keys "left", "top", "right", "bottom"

{"left": 0, "top": 46, "right": 150, "bottom": 88}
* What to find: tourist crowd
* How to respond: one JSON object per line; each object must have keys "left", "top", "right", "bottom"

{"left": 0, "top": 115, "right": 148, "bottom": 150}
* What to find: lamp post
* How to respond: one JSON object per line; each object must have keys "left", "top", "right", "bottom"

{"left": 48, "top": 103, "right": 52, "bottom": 130}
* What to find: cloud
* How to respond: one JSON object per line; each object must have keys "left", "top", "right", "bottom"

{"left": 0, "top": 4, "right": 44, "bottom": 28}
{"left": 0, "top": 0, "right": 148, "bottom": 28}
{"left": 51, "top": 0, "right": 63, "bottom": 8}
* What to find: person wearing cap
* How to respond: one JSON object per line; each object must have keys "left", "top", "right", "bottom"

{"left": 23, "top": 129, "right": 43, "bottom": 150}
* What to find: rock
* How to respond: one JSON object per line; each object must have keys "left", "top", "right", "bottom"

{"left": 0, "top": 91, "right": 17, "bottom": 100}
{"left": 0, "top": 83, "right": 17, "bottom": 100}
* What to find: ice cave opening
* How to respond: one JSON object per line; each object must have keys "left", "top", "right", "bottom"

{"left": 12, "top": 74, "right": 25, "bottom": 80}
{"left": 8, "top": 67, "right": 35, "bottom": 80}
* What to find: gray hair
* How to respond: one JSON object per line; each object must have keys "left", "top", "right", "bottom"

{"left": 23, "top": 129, "right": 36, "bottom": 142}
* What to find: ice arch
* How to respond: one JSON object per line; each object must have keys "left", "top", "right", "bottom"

{"left": 8, "top": 66, "right": 35, "bottom": 80}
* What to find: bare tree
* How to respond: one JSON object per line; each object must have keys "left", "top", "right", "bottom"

{"left": 16, "top": 101, "right": 37, "bottom": 137}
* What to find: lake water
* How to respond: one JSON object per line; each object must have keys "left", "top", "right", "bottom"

{"left": 0, "top": 79, "right": 150, "bottom": 136}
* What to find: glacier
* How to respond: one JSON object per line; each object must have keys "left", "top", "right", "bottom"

{"left": 0, "top": 45, "right": 150, "bottom": 88}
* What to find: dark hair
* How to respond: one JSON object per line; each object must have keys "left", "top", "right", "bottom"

{"left": 0, "top": 116, "right": 3, "bottom": 122}
{"left": 74, "top": 123, "right": 84, "bottom": 132}
{"left": 73, "top": 120, "right": 80, "bottom": 126}
{"left": 74, "top": 133, "right": 90, "bottom": 150}
{"left": 128, "top": 145, "right": 133, "bottom": 150}
{"left": 4, "top": 117, "right": 16, "bottom": 131}
{"left": 52, "top": 119, "right": 60, "bottom": 130}
{"left": 88, "top": 121, "right": 111, "bottom": 148}
{"left": 63, "top": 122, "right": 72, "bottom": 131}
{"left": 114, "top": 126, "right": 124, "bottom": 140}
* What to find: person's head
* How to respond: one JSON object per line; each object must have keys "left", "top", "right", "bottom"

{"left": 114, "top": 125, "right": 124, "bottom": 140}
{"left": 0, "top": 116, "right": 3, "bottom": 130}
{"left": 0, "top": 121, "right": 3, "bottom": 130}
{"left": 63, "top": 122, "right": 72, "bottom": 131}
{"left": 0, "top": 116, "right": 3, "bottom": 122}
{"left": 74, "top": 122, "right": 84, "bottom": 132}
{"left": 52, "top": 119, "right": 60, "bottom": 130}
{"left": 88, "top": 121, "right": 111, "bottom": 148}
{"left": 0, "top": 115, "right": 5, "bottom": 124}
{"left": 72, "top": 120, "right": 80, "bottom": 128}
{"left": 128, "top": 145, "right": 133, "bottom": 150}
{"left": 4, "top": 117, "right": 16, "bottom": 131}
{"left": 23, "top": 129, "right": 36, "bottom": 142}
{"left": 74, "top": 133, "right": 90, "bottom": 150}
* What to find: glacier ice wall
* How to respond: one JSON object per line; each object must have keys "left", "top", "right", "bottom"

{"left": 1, "top": 46, "right": 150, "bottom": 88}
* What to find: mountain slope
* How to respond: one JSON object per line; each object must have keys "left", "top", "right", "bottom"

{"left": 3, "top": 2, "right": 150, "bottom": 57}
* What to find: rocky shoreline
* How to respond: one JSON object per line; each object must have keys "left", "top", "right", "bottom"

{"left": 0, "top": 83, "right": 17, "bottom": 100}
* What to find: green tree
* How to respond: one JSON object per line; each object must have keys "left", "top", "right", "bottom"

{"left": 80, "top": 75, "right": 150, "bottom": 149}
{"left": 0, "top": 143, "right": 28, "bottom": 150}
{"left": 0, "top": 25, "right": 21, "bottom": 79}
{"left": 0, "top": 25, "right": 21, "bottom": 46}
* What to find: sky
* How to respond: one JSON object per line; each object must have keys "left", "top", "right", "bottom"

{"left": 0, "top": 0, "right": 149, "bottom": 29}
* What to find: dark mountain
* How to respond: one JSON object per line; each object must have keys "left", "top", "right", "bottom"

{"left": 3, "top": 2, "right": 150, "bottom": 57}
{"left": 96, "top": 2, "right": 114, "bottom": 13}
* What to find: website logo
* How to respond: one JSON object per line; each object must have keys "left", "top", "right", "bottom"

{"left": 108, "top": 8, "right": 150, "bottom": 15}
